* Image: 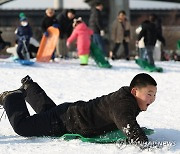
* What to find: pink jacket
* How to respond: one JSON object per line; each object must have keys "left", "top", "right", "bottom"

{"left": 67, "top": 22, "right": 93, "bottom": 55}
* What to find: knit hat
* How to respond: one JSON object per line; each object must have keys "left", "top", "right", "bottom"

{"left": 19, "top": 12, "right": 27, "bottom": 21}
{"left": 19, "top": 12, "right": 26, "bottom": 18}
{"left": 20, "top": 16, "right": 27, "bottom": 21}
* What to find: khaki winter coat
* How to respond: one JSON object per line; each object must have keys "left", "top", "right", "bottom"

{"left": 111, "top": 18, "right": 130, "bottom": 43}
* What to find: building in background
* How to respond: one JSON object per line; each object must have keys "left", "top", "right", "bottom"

{"left": 1, "top": 0, "right": 180, "bottom": 51}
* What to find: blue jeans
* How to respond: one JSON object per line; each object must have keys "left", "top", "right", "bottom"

{"left": 92, "top": 34, "right": 106, "bottom": 55}
{"left": 141, "top": 46, "right": 155, "bottom": 66}
{"left": 138, "top": 48, "right": 146, "bottom": 59}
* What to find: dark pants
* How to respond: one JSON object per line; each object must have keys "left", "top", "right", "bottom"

{"left": 3, "top": 82, "right": 68, "bottom": 137}
{"left": 112, "top": 40, "right": 129, "bottom": 59}
{"left": 0, "top": 41, "right": 11, "bottom": 51}
{"left": 17, "top": 40, "right": 30, "bottom": 59}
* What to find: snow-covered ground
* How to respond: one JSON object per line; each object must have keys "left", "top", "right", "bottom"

{"left": 0, "top": 58, "right": 179, "bottom": 154}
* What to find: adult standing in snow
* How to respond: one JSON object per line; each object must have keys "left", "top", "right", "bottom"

{"left": 137, "top": 14, "right": 165, "bottom": 66}
{"left": 15, "top": 16, "right": 32, "bottom": 60}
{"left": 41, "top": 8, "right": 59, "bottom": 60}
{"left": 66, "top": 17, "right": 93, "bottom": 65}
{"left": 109, "top": 10, "right": 131, "bottom": 60}
{"left": 56, "top": 9, "right": 76, "bottom": 58}
{"left": 41, "top": 8, "right": 59, "bottom": 37}
{"left": 89, "top": 2, "right": 106, "bottom": 55}
{"left": 153, "top": 15, "right": 163, "bottom": 61}
{"left": 136, "top": 14, "right": 164, "bottom": 61}
{"left": 0, "top": 73, "right": 157, "bottom": 148}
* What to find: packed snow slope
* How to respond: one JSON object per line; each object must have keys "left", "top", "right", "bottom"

{"left": 0, "top": 58, "right": 179, "bottom": 154}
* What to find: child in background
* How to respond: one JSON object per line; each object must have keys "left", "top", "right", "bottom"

{"left": 15, "top": 16, "right": 32, "bottom": 60}
{"left": 66, "top": 17, "right": 93, "bottom": 65}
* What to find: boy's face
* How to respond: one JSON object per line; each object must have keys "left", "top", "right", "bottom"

{"left": 131, "top": 85, "right": 157, "bottom": 111}
{"left": 67, "top": 12, "right": 75, "bottom": 20}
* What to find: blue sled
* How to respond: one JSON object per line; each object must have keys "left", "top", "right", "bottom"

{"left": 15, "top": 59, "right": 35, "bottom": 66}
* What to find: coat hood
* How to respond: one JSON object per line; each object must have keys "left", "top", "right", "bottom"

{"left": 75, "top": 22, "right": 88, "bottom": 31}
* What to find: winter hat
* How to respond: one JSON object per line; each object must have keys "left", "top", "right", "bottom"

{"left": 73, "top": 17, "right": 82, "bottom": 28}
{"left": 19, "top": 12, "right": 27, "bottom": 21}
{"left": 19, "top": 12, "right": 26, "bottom": 19}
{"left": 20, "top": 16, "right": 27, "bottom": 21}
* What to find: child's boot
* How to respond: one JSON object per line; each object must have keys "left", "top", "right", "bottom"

{"left": 0, "top": 89, "right": 26, "bottom": 107}
{"left": 21, "top": 75, "right": 33, "bottom": 90}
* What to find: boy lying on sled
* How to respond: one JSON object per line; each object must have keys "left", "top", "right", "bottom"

{"left": 0, "top": 73, "right": 156, "bottom": 145}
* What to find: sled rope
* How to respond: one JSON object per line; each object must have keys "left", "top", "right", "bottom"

{"left": 0, "top": 109, "right": 6, "bottom": 121}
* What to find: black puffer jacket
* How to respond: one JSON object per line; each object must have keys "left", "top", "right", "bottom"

{"left": 56, "top": 10, "right": 74, "bottom": 38}
{"left": 89, "top": 8, "right": 104, "bottom": 34}
{"left": 138, "top": 20, "right": 165, "bottom": 46}
{"left": 41, "top": 15, "right": 58, "bottom": 33}
{"left": 60, "top": 86, "right": 148, "bottom": 142}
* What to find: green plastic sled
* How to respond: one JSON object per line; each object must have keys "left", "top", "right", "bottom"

{"left": 90, "top": 42, "right": 112, "bottom": 68}
{"left": 60, "top": 127, "right": 154, "bottom": 143}
{"left": 177, "top": 40, "right": 180, "bottom": 50}
{"left": 135, "top": 58, "right": 163, "bottom": 72}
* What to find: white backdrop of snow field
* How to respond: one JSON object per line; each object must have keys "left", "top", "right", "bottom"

{"left": 0, "top": 58, "right": 179, "bottom": 154}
